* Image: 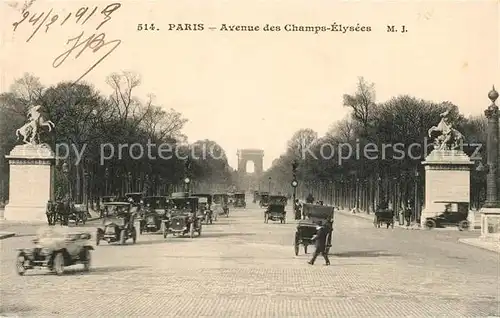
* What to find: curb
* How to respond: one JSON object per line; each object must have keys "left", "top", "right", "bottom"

{"left": 0, "top": 232, "right": 15, "bottom": 240}
{"left": 458, "top": 238, "right": 500, "bottom": 254}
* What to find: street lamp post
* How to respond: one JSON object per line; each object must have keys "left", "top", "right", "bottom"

{"left": 104, "top": 168, "right": 109, "bottom": 196}
{"left": 62, "top": 161, "right": 71, "bottom": 202}
{"left": 291, "top": 161, "right": 298, "bottom": 218}
{"left": 128, "top": 172, "right": 132, "bottom": 192}
{"left": 268, "top": 177, "right": 272, "bottom": 193}
{"left": 184, "top": 177, "right": 191, "bottom": 193}
{"left": 414, "top": 169, "right": 420, "bottom": 224}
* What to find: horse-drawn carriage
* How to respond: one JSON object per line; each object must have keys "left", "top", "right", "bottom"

{"left": 46, "top": 201, "right": 87, "bottom": 226}
{"left": 373, "top": 208, "right": 395, "bottom": 229}
{"left": 294, "top": 203, "right": 334, "bottom": 256}
{"left": 264, "top": 195, "right": 287, "bottom": 223}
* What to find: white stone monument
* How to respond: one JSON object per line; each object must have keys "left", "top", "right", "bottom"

{"left": 421, "top": 150, "right": 473, "bottom": 227}
{"left": 420, "top": 109, "right": 473, "bottom": 227}
{"left": 3, "top": 105, "right": 56, "bottom": 222}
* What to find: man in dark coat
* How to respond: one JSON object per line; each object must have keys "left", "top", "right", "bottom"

{"left": 306, "top": 193, "right": 314, "bottom": 204}
{"left": 308, "top": 220, "right": 331, "bottom": 265}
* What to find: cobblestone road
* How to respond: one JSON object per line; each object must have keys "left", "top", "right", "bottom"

{"left": 1, "top": 204, "right": 499, "bottom": 317}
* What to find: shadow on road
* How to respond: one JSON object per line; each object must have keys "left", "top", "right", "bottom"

{"left": 332, "top": 250, "right": 399, "bottom": 257}
{"left": 201, "top": 232, "right": 256, "bottom": 238}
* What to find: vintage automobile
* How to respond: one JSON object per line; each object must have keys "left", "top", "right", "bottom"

{"left": 259, "top": 192, "right": 270, "bottom": 208}
{"left": 96, "top": 202, "right": 137, "bottom": 245}
{"left": 294, "top": 203, "right": 334, "bottom": 256}
{"left": 139, "top": 196, "right": 169, "bottom": 233}
{"left": 264, "top": 195, "right": 287, "bottom": 223}
{"left": 162, "top": 196, "right": 203, "bottom": 238}
{"left": 191, "top": 194, "right": 214, "bottom": 224}
{"left": 124, "top": 192, "right": 144, "bottom": 211}
{"left": 373, "top": 203, "right": 395, "bottom": 229}
{"left": 233, "top": 192, "right": 246, "bottom": 208}
{"left": 16, "top": 227, "right": 93, "bottom": 276}
{"left": 424, "top": 201, "right": 470, "bottom": 231}
{"left": 212, "top": 193, "right": 229, "bottom": 217}
{"left": 253, "top": 190, "right": 259, "bottom": 203}
{"left": 70, "top": 204, "right": 88, "bottom": 225}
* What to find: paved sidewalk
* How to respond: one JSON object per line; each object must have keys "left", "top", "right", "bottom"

{"left": 336, "top": 209, "right": 422, "bottom": 229}
{"left": 459, "top": 238, "right": 500, "bottom": 254}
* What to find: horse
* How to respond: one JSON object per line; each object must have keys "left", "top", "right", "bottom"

{"left": 15, "top": 115, "right": 55, "bottom": 144}
{"left": 428, "top": 124, "right": 464, "bottom": 150}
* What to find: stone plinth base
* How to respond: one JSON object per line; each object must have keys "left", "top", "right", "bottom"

{"left": 467, "top": 210, "right": 482, "bottom": 230}
{"left": 3, "top": 205, "right": 47, "bottom": 223}
{"left": 4, "top": 144, "right": 55, "bottom": 223}
{"left": 420, "top": 150, "right": 473, "bottom": 227}
{"left": 479, "top": 208, "right": 500, "bottom": 241}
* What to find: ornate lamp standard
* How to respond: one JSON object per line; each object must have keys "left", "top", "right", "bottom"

{"left": 104, "top": 167, "right": 109, "bottom": 196}
{"left": 62, "top": 161, "right": 71, "bottom": 202}
{"left": 291, "top": 160, "right": 298, "bottom": 219}
{"left": 184, "top": 177, "right": 191, "bottom": 193}
{"left": 479, "top": 86, "right": 500, "bottom": 239}
{"left": 268, "top": 177, "right": 272, "bottom": 193}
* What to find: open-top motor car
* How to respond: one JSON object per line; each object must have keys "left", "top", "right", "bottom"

{"left": 16, "top": 227, "right": 93, "bottom": 276}
{"left": 96, "top": 202, "right": 137, "bottom": 245}
{"left": 191, "top": 193, "right": 214, "bottom": 224}
{"left": 212, "top": 193, "right": 229, "bottom": 217}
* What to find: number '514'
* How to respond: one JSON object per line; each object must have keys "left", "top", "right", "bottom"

{"left": 137, "top": 23, "right": 156, "bottom": 31}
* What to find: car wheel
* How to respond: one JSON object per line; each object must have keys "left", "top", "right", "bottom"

{"left": 458, "top": 220, "right": 469, "bottom": 231}
{"left": 119, "top": 230, "right": 126, "bottom": 245}
{"left": 53, "top": 252, "right": 65, "bottom": 276}
{"left": 82, "top": 248, "right": 91, "bottom": 272}
{"left": 16, "top": 252, "right": 27, "bottom": 276}
{"left": 425, "top": 219, "right": 436, "bottom": 230}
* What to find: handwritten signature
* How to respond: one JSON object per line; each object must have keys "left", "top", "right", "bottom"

{"left": 12, "top": 3, "right": 122, "bottom": 84}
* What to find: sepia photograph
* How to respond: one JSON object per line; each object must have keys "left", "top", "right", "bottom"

{"left": 0, "top": 0, "right": 499, "bottom": 316}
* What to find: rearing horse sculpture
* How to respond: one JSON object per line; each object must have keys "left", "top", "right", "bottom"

{"left": 427, "top": 110, "right": 464, "bottom": 150}
{"left": 15, "top": 105, "right": 55, "bottom": 145}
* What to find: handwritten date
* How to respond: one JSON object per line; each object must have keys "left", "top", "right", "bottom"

{"left": 12, "top": 3, "right": 122, "bottom": 84}
{"left": 12, "top": 3, "right": 121, "bottom": 42}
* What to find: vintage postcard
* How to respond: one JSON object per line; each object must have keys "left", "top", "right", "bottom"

{"left": 0, "top": 0, "right": 499, "bottom": 317}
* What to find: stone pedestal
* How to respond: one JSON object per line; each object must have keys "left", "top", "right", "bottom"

{"left": 420, "top": 150, "right": 473, "bottom": 227}
{"left": 479, "top": 208, "right": 500, "bottom": 241}
{"left": 3, "top": 144, "right": 55, "bottom": 222}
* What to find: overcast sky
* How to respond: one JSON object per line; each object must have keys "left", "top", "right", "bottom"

{"left": 1, "top": 0, "right": 498, "bottom": 170}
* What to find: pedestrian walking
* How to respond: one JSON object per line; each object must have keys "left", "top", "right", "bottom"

{"left": 306, "top": 193, "right": 314, "bottom": 204}
{"left": 404, "top": 203, "right": 413, "bottom": 229}
{"left": 308, "top": 220, "right": 331, "bottom": 266}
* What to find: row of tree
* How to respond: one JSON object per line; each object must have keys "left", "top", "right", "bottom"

{"left": 263, "top": 77, "right": 487, "bottom": 216}
{"left": 0, "top": 72, "right": 236, "bottom": 204}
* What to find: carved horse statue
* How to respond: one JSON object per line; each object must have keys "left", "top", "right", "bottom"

{"left": 15, "top": 105, "right": 55, "bottom": 144}
{"left": 427, "top": 110, "right": 464, "bottom": 150}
